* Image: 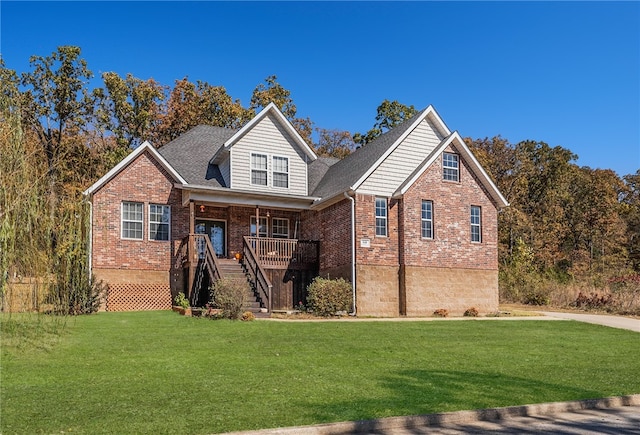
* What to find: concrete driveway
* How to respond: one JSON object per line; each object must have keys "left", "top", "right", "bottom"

{"left": 539, "top": 311, "right": 640, "bottom": 333}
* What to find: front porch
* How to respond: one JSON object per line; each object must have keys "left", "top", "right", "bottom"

{"left": 174, "top": 193, "right": 320, "bottom": 313}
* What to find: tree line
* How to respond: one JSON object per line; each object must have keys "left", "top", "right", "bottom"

{"left": 1, "top": 46, "right": 638, "bottom": 313}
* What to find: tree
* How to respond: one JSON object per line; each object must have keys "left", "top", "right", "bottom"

{"left": 249, "top": 75, "right": 313, "bottom": 145}
{"left": 353, "top": 99, "right": 417, "bottom": 145}
{"left": 315, "top": 128, "right": 356, "bottom": 159}
{"left": 20, "top": 46, "right": 93, "bottom": 195}
{"left": 92, "top": 72, "right": 165, "bottom": 149}
{"left": 250, "top": 75, "right": 296, "bottom": 119}
{"left": 622, "top": 170, "right": 640, "bottom": 271}
{"left": 153, "top": 78, "right": 252, "bottom": 144}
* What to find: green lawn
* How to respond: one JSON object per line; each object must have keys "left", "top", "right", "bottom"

{"left": 1, "top": 311, "right": 639, "bottom": 434}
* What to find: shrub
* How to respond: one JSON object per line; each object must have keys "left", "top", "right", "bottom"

{"left": 174, "top": 292, "right": 189, "bottom": 309}
{"left": 306, "top": 277, "right": 352, "bottom": 317}
{"left": 574, "top": 291, "right": 614, "bottom": 310}
{"left": 209, "top": 278, "right": 246, "bottom": 320}
{"left": 241, "top": 311, "right": 255, "bottom": 322}
{"left": 523, "top": 290, "right": 550, "bottom": 306}
{"left": 464, "top": 307, "right": 479, "bottom": 317}
{"left": 433, "top": 308, "right": 449, "bottom": 317}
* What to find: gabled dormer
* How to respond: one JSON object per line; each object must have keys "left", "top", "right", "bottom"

{"left": 210, "top": 103, "right": 317, "bottom": 196}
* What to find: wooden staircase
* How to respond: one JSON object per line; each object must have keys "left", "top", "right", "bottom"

{"left": 216, "top": 259, "right": 265, "bottom": 315}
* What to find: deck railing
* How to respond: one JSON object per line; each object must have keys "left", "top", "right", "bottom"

{"left": 245, "top": 237, "right": 319, "bottom": 269}
{"left": 242, "top": 236, "right": 272, "bottom": 312}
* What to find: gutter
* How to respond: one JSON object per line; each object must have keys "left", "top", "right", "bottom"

{"left": 344, "top": 191, "right": 356, "bottom": 316}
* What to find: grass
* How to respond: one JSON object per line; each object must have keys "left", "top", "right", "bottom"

{"left": 1, "top": 311, "right": 639, "bottom": 434}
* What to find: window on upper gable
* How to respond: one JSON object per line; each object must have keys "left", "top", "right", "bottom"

{"left": 421, "top": 200, "right": 433, "bottom": 239}
{"left": 122, "top": 201, "right": 143, "bottom": 240}
{"left": 251, "top": 153, "right": 268, "bottom": 186}
{"left": 149, "top": 204, "right": 170, "bottom": 241}
{"left": 471, "top": 205, "right": 482, "bottom": 243}
{"left": 442, "top": 152, "right": 459, "bottom": 182}
{"left": 273, "top": 156, "right": 289, "bottom": 188}
{"left": 375, "top": 198, "right": 388, "bottom": 237}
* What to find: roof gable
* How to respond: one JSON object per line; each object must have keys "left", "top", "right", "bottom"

{"left": 394, "top": 131, "right": 509, "bottom": 207}
{"left": 311, "top": 105, "right": 450, "bottom": 202}
{"left": 220, "top": 102, "right": 317, "bottom": 161}
{"left": 83, "top": 141, "right": 186, "bottom": 196}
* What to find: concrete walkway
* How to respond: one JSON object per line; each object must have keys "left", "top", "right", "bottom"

{"left": 539, "top": 311, "right": 640, "bottom": 333}
{"left": 228, "top": 395, "right": 640, "bottom": 434}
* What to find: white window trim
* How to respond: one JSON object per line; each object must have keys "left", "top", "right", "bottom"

{"left": 471, "top": 205, "right": 482, "bottom": 243}
{"left": 149, "top": 204, "right": 171, "bottom": 241}
{"left": 443, "top": 152, "right": 459, "bottom": 182}
{"left": 421, "top": 200, "right": 433, "bottom": 239}
{"left": 272, "top": 217, "right": 290, "bottom": 238}
{"left": 121, "top": 201, "right": 143, "bottom": 240}
{"left": 375, "top": 197, "right": 388, "bottom": 237}
{"left": 250, "top": 152, "right": 268, "bottom": 186}
{"left": 272, "top": 155, "right": 290, "bottom": 189}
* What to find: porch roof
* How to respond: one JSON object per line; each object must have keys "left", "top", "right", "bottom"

{"left": 178, "top": 183, "right": 320, "bottom": 210}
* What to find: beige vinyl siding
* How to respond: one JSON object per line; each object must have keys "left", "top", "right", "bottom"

{"left": 219, "top": 155, "right": 231, "bottom": 187}
{"left": 230, "top": 113, "right": 308, "bottom": 195}
{"left": 358, "top": 117, "right": 444, "bottom": 196}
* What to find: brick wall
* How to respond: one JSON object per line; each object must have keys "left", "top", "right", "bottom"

{"left": 353, "top": 143, "right": 500, "bottom": 317}
{"left": 400, "top": 144, "right": 499, "bottom": 271}
{"left": 91, "top": 150, "right": 185, "bottom": 310}
{"left": 354, "top": 194, "right": 400, "bottom": 266}
{"left": 302, "top": 199, "right": 353, "bottom": 275}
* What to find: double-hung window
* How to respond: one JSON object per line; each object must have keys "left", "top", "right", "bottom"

{"left": 443, "top": 152, "right": 459, "bottom": 182}
{"left": 470, "top": 205, "right": 482, "bottom": 243}
{"left": 122, "top": 201, "right": 143, "bottom": 240}
{"left": 421, "top": 200, "right": 433, "bottom": 239}
{"left": 272, "top": 156, "right": 289, "bottom": 188}
{"left": 272, "top": 218, "right": 289, "bottom": 238}
{"left": 251, "top": 153, "right": 268, "bottom": 186}
{"left": 375, "top": 198, "right": 388, "bottom": 237}
{"left": 149, "top": 204, "right": 170, "bottom": 241}
{"left": 250, "top": 216, "right": 268, "bottom": 237}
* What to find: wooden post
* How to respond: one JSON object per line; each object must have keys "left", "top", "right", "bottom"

{"left": 255, "top": 205, "right": 260, "bottom": 258}
{"left": 188, "top": 201, "right": 195, "bottom": 299}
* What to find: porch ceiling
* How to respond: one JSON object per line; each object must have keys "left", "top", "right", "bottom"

{"left": 179, "top": 184, "right": 319, "bottom": 210}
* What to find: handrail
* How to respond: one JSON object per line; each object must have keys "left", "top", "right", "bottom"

{"left": 242, "top": 236, "right": 273, "bottom": 312}
{"left": 194, "top": 234, "right": 221, "bottom": 283}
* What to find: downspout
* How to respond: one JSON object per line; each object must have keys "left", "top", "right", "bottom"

{"left": 86, "top": 195, "right": 93, "bottom": 280}
{"left": 344, "top": 192, "right": 356, "bottom": 316}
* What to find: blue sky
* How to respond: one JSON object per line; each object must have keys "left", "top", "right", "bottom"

{"left": 2, "top": 1, "right": 639, "bottom": 176}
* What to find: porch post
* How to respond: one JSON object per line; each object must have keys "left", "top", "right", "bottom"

{"left": 255, "top": 205, "right": 260, "bottom": 258}
{"left": 188, "top": 200, "right": 195, "bottom": 299}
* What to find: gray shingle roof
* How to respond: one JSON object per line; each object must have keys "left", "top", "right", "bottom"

{"left": 157, "top": 125, "right": 237, "bottom": 187}
{"left": 310, "top": 108, "right": 428, "bottom": 199}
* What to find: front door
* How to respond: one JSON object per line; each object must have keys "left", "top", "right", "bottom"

{"left": 195, "top": 220, "right": 226, "bottom": 257}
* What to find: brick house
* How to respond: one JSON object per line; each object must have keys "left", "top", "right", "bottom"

{"left": 84, "top": 103, "right": 508, "bottom": 316}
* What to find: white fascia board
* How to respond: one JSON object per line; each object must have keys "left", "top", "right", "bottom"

{"left": 223, "top": 102, "right": 317, "bottom": 161}
{"left": 83, "top": 141, "right": 186, "bottom": 197}
{"left": 310, "top": 190, "right": 354, "bottom": 211}
{"left": 179, "top": 183, "right": 319, "bottom": 209}
{"left": 350, "top": 105, "right": 447, "bottom": 192}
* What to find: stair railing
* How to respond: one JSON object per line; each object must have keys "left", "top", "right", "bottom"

{"left": 242, "top": 236, "right": 272, "bottom": 312}
{"left": 187, "top": 234, "right": 221, "bottom": 305}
